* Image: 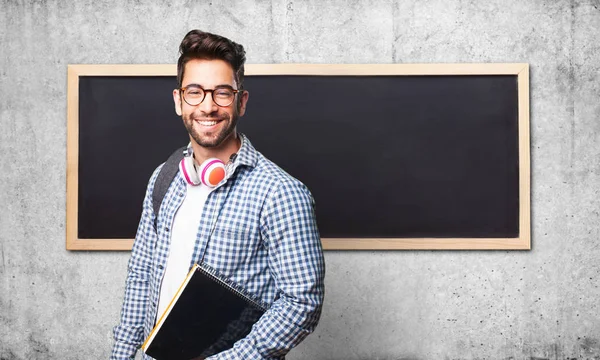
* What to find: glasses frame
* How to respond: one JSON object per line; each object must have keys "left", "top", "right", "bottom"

{"left": 179, "top": 84, "right": 240, "bottom": 107}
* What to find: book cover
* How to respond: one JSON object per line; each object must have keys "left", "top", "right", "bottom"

{"left": 142, "top": 264, "right": 268, "bottom": 360}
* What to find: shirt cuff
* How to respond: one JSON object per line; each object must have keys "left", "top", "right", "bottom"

{"left": 110, "top": 341, "right": 138, "bottom": 360}
{"left": 208, "top": 339, "right": 264, "bottom": 360}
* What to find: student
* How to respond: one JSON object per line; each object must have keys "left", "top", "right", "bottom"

{"left": 110, "top": 29, "right": 325, "bottom": 360}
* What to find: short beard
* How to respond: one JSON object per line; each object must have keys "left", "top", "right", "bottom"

{"left": 183, "top": 110, "right": 239, "bottom": 148}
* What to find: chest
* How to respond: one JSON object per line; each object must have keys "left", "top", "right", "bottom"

{"left": 154, "top": 175, "right": 270, "bottom": 279}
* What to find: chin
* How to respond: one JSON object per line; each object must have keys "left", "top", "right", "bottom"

{"left": 193, "top": 132, "right": 231, "bottom": 148}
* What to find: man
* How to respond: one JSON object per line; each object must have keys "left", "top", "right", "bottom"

{"left": 111, "top": 30, "right": 325, "bottom": 359}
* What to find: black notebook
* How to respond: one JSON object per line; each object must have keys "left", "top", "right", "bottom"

{"left": 142, "top": 264, "right": 268, "bottom": 360}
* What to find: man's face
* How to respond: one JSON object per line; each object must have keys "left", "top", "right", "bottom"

{"left": 173, "top": 59, "right": 248, "bottom": 149}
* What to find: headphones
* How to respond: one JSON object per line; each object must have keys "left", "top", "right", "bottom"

{"left": 179, "top": 144, "right": 237, "bottom": 187}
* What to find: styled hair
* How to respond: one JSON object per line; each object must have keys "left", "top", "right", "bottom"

{"left": 177, "top": 30, "right": 246, "bottom": 89}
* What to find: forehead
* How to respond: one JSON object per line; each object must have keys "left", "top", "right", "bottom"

{"left": 182, "top": 59, "right": 236, "bottom": 87}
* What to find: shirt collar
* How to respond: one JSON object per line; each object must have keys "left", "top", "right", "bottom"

{"left": 233, "top": 132, "right": 258, "bottom": 169}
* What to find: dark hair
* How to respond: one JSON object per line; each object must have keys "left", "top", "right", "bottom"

{"left": 177, "top": 30, "right": 246, "bottom": 89}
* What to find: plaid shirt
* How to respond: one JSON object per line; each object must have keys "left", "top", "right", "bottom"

{"left": 111, "top": 134, "right": 325, "bottom": 360}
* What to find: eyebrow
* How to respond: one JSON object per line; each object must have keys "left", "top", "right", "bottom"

{"left": 183, "top": 83, "right": 235, "bottom": 89}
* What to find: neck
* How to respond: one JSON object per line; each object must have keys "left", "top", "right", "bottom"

{"left": 191, "top": 133, "right": 241, "bottom": 165}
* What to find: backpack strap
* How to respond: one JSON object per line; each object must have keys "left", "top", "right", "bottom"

{"left": 153, "top": 146, "right": 187, "bottom": 228}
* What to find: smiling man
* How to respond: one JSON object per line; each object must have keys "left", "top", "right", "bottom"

{"left": 111, "top": 30, "right": 325, "bottom": 360}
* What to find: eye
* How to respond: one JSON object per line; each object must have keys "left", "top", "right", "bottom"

{"left": 215, "top": 89, "right": 234, "bottom": 98}
{"left": 187, "top": 89, "right": 203, "bottom": 97}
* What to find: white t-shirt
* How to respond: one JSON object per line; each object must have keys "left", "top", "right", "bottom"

{"left": 156, "top": 182, "right": 214, "bottom": 318}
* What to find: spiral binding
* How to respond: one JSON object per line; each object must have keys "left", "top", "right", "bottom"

{"left": 196, "top": 265, "right": 268, "bottom": 311}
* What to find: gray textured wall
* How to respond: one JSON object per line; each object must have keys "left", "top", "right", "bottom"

{"left": 1, "top": 0, "right": 599, "bottom": 359}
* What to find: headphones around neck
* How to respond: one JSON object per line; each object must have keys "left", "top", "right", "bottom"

{"left": 179, "top": 144, "right": 237, "bottom": 187}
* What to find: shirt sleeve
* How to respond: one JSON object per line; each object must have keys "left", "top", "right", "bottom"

{"left": 209, "top": 179, "right": 326, "bottom": 360}
{"left": 110, "top": 166, "right": 162, "bottom": 360}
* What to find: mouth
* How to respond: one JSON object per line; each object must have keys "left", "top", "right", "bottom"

{"left": 194, "top": 118, "right": 225, "bottom": 128}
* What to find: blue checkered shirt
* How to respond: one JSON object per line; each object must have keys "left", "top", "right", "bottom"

{"left": 111, "top": 134, "right": 325, "bottom": 359}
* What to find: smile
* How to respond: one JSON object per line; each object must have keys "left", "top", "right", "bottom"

{"left": 195, "top": 119, "right": 223, "bottom": 126}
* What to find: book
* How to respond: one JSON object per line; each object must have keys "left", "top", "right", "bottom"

{"left": 142, "top": 264, "right": 268, "bottom": 360}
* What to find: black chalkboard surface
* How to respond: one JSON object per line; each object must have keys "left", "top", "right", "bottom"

{"left": 67, "top": 64, "right": 530, "bottom": 250}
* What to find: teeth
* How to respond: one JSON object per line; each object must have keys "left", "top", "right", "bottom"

{"left": 198, "top": 120, "right": 218, "bottom": 126}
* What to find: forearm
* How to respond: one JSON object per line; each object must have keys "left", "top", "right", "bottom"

{"left": 209, "top": 294, "right": 323, "bottom": 359}
{"left": 111, "top": 270, "right": 151, "bottom": 359}
{"left": 111, "top": 239, "right": 154, "bottom": 359}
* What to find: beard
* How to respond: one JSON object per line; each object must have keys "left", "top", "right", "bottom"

{"left": 182, "top": 110, "right": 239, "bottom": 148}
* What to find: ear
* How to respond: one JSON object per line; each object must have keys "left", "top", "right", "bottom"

{"left": 237, "top": 90, "right": 249, "bottom": 117}
{"left": 173, "top": 88, "right": 183, "bottom": 116}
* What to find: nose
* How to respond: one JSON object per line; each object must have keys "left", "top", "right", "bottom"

{"left": 198, "top": 91, "right": 219, "bottom": 114}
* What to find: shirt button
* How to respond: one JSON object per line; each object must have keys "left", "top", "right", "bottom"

{"left": 164, "top": 227, "right": 170, "bottom": 232}
{"left": 158, "top": 265, "right": 164, "bottom": 269}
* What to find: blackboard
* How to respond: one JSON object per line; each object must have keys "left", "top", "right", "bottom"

{"left": 66, "top": 64, "right": 530, "bottom": 250}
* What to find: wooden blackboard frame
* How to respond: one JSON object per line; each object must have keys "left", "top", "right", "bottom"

{"left": 66, "top": 63, "right": 530, "bottom": 250}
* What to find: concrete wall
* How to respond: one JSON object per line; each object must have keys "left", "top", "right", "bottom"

{"left": 1, "top": 0, "right": 599, "bottom": 359}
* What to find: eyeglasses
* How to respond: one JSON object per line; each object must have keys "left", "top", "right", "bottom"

{"left": 179, "top": 84, "right": 240, "bottom": 107}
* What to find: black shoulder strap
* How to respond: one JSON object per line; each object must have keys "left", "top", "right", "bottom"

{"left": 153, "top": 146, "right": 186, "bottom": 227}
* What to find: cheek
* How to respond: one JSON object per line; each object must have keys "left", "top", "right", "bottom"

{"left": 181, "top": 105, "right": 198, "bottom": 118}
{"left": 222, "top": 105, "right": 236, "bottom": 119}
{"left": 182, "top": 109, "right": 196, "bottom": 123}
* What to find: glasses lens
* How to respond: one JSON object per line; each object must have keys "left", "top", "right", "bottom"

{"left": 213, "top": 88, "right": 235, "bottom": 107}
{"left": 184, "top": 87, "right": 204, "bottom": 105}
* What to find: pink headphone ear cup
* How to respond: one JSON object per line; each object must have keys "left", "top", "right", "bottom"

{"left": 198, "top": 158, "right": 226, "bottom": 187}
{"left": 180, "top": 156, "right": 201, "bottom": 186}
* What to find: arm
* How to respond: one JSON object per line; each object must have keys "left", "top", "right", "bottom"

{"left": 110, "top": 167, "right": 161, "bottom": 359}
{"left": 211, "top": 180, "right": 326, "bottom": 359}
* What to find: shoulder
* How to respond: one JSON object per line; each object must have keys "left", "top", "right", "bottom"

{"left": 252, "top": 153, "right": 315, "bottom": 207}
{"left": 147, "top": 162, "right": 166, "bottom": 191}
{"left": 237, "top": 134, "right": 311, "bottom": 197}
{"left": 145, "top": 146, "right": 186, "bottom": 192}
